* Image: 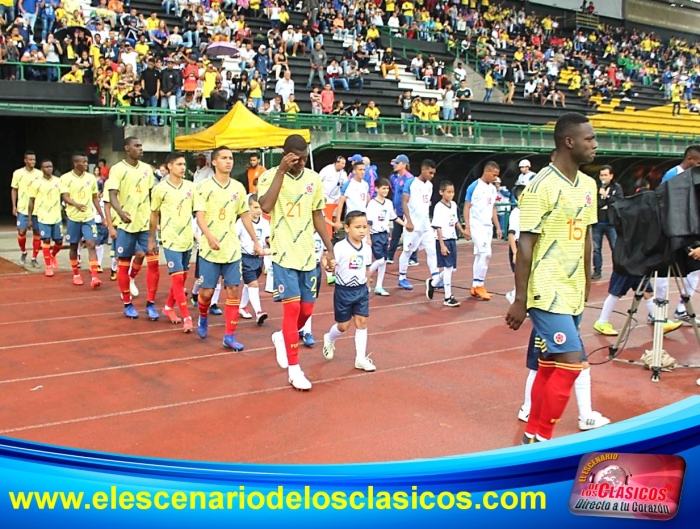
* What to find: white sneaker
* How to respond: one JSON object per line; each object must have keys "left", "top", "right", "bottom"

{"left": 288, "top": 365, "right": 312, "bottom": 391}
{"left": 272, "top": 331, "right": 288, "bottom": 369}
{"left": 130, "top": 278, "right": 139, "bottom": 297}
{"left": 239, "top": 309, "right": 253, "bottom": 319}
{"left": 578, "top": 411, "right": 611, "bottom": 431}
{"left": 517, "top": 406, "right": 529, "bottom": 422}
{"left": 505, "top": 289, "right": 516, "bottom": 305}
{"left": 355, "top": 356, "right": 376, "bottom": 372}
{"left": 322, "top": 333, "right": 335, "bottom": 360}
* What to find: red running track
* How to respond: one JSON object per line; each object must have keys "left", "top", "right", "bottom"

{"left": 0, "top": 242, "right": 698, "bottom": 464}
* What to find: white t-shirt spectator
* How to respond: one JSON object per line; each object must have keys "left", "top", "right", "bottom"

{"left": 333, "top": 238, "right": 371, "bottom": 287}
{"left": 403, "top": 177, "right": 433, "bottom": 232}
{"left": 515, "top": 170, "right": 537, "bottom": 187}
{"left": 465, "top": 179, "right": 497, "bottom": 227}
{"left": 340, "top": 178, "right": 369, "bottom": 213}
{"left": 121, "top": 50, "right": 139, "bottom": 72}
{"left": 319, "top": 163, "right": 347, "bottom": 203}
{"left": 275, "top": 77, "right": 295, "bottom": 104}
{"left": 431, "top": 200, "right": 459, "bottom": 240}
{"left": 366, "top": 197, "right": 397, "bottom": 234}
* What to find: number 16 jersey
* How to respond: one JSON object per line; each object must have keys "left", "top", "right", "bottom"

{"left": 518, "top": 164, "right": 597, "bottom": 316}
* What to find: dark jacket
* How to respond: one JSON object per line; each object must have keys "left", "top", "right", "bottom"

{"left": 597, "top": 180, "right": 624, "bottom": 223}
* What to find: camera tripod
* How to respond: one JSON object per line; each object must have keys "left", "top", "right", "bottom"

{"left": 607, "top": 263, "right": 700, "bottom": 382}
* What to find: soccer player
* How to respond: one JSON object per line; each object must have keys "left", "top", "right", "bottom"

{"left": 94, "top": 180, "right": 109, "bottom": 273}
{"left": 397, "top": 159, "right": 440, "bottom": 292}
{"left": 298, "top": 230, "right": 326, "bottom": 347}
{"left": 11, "top": 151, "right": 42, "bottom": 267}
{"left": 463, "top": 161, "right": 502, "bottom": 301}
{"left": 367, "top": 178, "right": 402, "bottom": 296}
{"left": 258, "top": 134, "right": 336, "bottom": 391}
{"left": 427, "top": 180, "right": 467, "bottom": 307}
{"left": 335, "top": 160, "right": 370, "bottom": 221}
{"left": 506, "top": 113, "right": 599, "bottom": 444}
{"left": 193, "top": 146, "right": 262, "bottom": 350}
{"left": 387, "top": 154, "right": 414, "bottom": 264}
{"left": 27, "top": 160, "right": 63, "bottom": 277}
{"left": 237, "top": 194, "right": 271, "bottom": 325}
{"left": 105, "top": 137, "right": 160, "bottom": 320}
{"left": 60, "top": 152, "right": 104, "bottom": 288}
{"left": 148, "top": 152, "right": 196, "bottom": 333}
{"left": 322, "top": 211, "right": 376, "bottom": 372}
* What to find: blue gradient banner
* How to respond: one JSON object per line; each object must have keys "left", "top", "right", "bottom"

{"left": 1, "top": 396, "right": 699, "bottom": 527}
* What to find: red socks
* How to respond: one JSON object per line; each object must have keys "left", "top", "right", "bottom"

{"left": 282, "top": 299, "right": 302, "bottom": 366}
{"left": 297, "top": 301, "right": 314, "bottom": 330}
{"left": 17, "top": 234, "right": 27, "bottom": 253}
{"left": 526, "top": 360, "right": 582, "bottom": 440}
{"left": 130, "top": 260, "right": 142, "bottom": 279}
{"left": 146, "top": 256, "right": 160, "bottom": 303}
{"left": 198, "top": 295, "right": 211, "bottom": 319}
{"left": 224, "top": 298, "right": 240, "bottom": 335}
{"left": 32, "top": 234, "right": 40, "bottom": 258}
{"left": 89, "top": 260, "right": 99, "bottom": 279}
{"left": 171, "top": 272, "right": 190, "bottom": 318}
{"left": 51, "top": 242, "right": 62, "bottom": 256}
{"left": 117, "top": 259, "right": 132, "bottom": 304}
{"left": 70, "top": 258, "right": 79, "bottom": 276}
{"left": 524, "top": 359, "right": 556, "bottom": 438}
{"left": 41, "top": 242, "right": 51, "bottom": 267}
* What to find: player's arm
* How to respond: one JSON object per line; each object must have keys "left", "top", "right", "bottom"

{"left": 313, "top": 208, "right": 336, "bottom": 271}
{"left": 402, "top": 191, "right": 414, "bottom": 231}
{"left": 196, "top": 211, "right": 220, "bottom": 250}
{"left": 104, "top": 201, "right": 117, "bottom": 239}
{"left": 108, "top": 188, "right": 131, "bottom": 224}
{"left": 61, "top": 191, "right": 87, "bottom": 212}
{"left": 258, "top": 153, "right": 298, "bottom": 214}
{"left": 239, "top": 211, "right": 263, "bottom": 256}
{"left": 27, "top": 196, "right": 35, "bottom": 229}
{"left": 462, "top": 200, "right": 472, "bottom": 239}
{"left": 91, "top": 192, "right": 104, "bottom": 220}
{"left": 436, "top": 227, "right": 448, "bottom": 255}
{"left": 11, "top": 185, "right": 18, "bottom": 217}
{"left": 148, "top": 210, "right": 160, "bottom": 254}
{"left": 492, "top": 202, "right": 502, "bottom": 239}
{"left": 335, "top": 194, "right": 347, "bottom": 227}
{"left": 584, "top": 225, "right": 592, "bottom": 302}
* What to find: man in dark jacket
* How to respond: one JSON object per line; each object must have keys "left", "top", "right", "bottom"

{"left": 592, "top": 165, "right": 623, "bottom": 279}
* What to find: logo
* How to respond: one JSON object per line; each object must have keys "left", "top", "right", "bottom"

{"left": 306, "top": 184, "right": 314, "bottom": 194}
{"left": 423, "top": 194, "right": 430, "bottom": 203}
{"left": 186, "top": 191, "right": 192, "bottom": 199}
{"left": 167, "top": 261, "right": 174, "bottom": 268}
{"left": 197, "top": 276, "right": 204, "bottom": 285}
{"left": 569, "top": 452, "right": 685, "bottom": 520}
{"left": 65, "top": 234, "right": 71, "bottom": 241}
{"left": 348, "top": 254, "right": 364, "bottom": 270}
{"left": 117, "top": 246, "right": 124, "bottom": 254}
{"left": 584, "top": 191, "right": 593, "bottom": 207}
{"left": 553, "top": 332, "right": 567, "bottom": 345}
{"left": 278, "top": 284, "right": 285, "bottom": 293}
{"left": 231, "top": 193, "right": 239, "bottom": 202}
{"left": 40, "top": 230, "right": 45, "bottom": 237}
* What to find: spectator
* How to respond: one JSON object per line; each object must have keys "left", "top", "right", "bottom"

{"left": 320, "top": 83, "right": 334, "bottom": 114}
{"left": 284, "top": 93, "right": 300, "bottom": 115}
{"left": 306, "top": 40, "right": 326, "bottom": 88}
{"left": 398, "top": 89, "right": 413, "bottom": 134}
{"left": 319, "top": 156, "right": 347, "bottom": 205}
{"left": 483, "top": 68, "right": 494, "bottom": 102}
{"left": 364, "top": 100, "right": 380, "bottom": 134}
{"left": 309, "top": 85, "right": 322, "bottom": 117}
{"left": 442, "top": 82, "right": 455, "bottom": 137}
{"left": 274, "top": 68, "right": 294, "bottom": 104}
{"left": 381, "top": 46, "right": 399, "bottom": 80}
{"left": 343, "top": 58, "right": 363, "bottom": 91}
{"left": 326, "top": 58, "right": 347, "bottom": 91}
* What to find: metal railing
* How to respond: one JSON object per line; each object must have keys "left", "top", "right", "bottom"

{"left": 1, "top": 61, "right": 75, "bottom": 81}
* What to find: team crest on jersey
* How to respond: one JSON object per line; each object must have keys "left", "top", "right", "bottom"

{"left": 231, "top": 192, "right": 239, "bottom": 201}
{"left": 186, "top": 190, "right": 192, "bottom": 199}
{"left": 305, "top": 184, "right": 314, "bottom": 194}
{"left": 117, "top": 246, "right": 124, "bottom": 253}
{"left": 167, "top": 261, "right": 174, "bottom": 268}
{"left": 553, "top": 332, "right": 567, "bottom": 345}
{"left": 278, "top": 284, "right": 285, "bottom": 293}
{"left": 584, "top": 192, "right": 593, "bottom": 207}
{"left": 65, "top": 234, "right": 71, "bottom": 241}
{"left": 349, "top": 255, "right": 364, "bottom": 270}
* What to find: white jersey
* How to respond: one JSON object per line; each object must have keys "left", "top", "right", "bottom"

{"left": 403, "top": 177, "right": 433, "bottom": 232}
{"left": 465, "top": 179, "right": 497, "bottom": 227}
{"left": 94, "top": 198, "right": 106, "bottom": 224}
{"left": 319, "top": 163, "right": 347, "bottom": 204}
{"left": 313, "top": 231, "right": 324, "bottom": 264}
{"left": 333, "top": 238, "right": 371, "bottom": 287}
{"left": 431, "top": 200, "right": 459, "bottom": 240}
{"left": 508, "top": 206, "right": 520, "bottom": 241}
{"left": 515, "top": 171, "right": 536, "bottom": 187}
{"left": 340, "top": 178, "right": 369, "bottom": 214}
{"left": 236, "top": 216, "right": 270, "bottom": 255}
{"left": 366, "top": 197, "right": 397, "bottom": 234}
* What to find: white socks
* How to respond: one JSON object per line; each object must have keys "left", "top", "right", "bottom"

{"left": 370, "top": 258, "right": 386, "bottom": 289}
{"left": 328, "top": 323, "right": 344, "bottom": 342}
{"left": 211, "top": 282, "right": 222, "bottom": 305}
{"left": 355, "top": 328, "right": 368, "bottom": 359}
{"left": 522, "top": 369, "right": 536, "bottom": 412}
{"left": 248, "top": 286, "right": 262, "bottom": 313}
{"left": 398, "top": 249, "right": 411, "bottom": 279}
{"left": 472, "top": 252, "right": 491, "bottom": 287}
{"left": 645, "top": 298, "right": 656, "bottom": 319}
{"left": 442, "top": 267, "right": 453, "bottom": 298}
{"left": 96, "top": 245, "right": 104, "bottom": 267}
{"left": 574, "top": 368, "right": 592, "bottom": 419}
{"left": 599, "top": 294, "right": 619, "bottom": 323}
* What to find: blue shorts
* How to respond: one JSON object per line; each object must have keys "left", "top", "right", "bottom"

{"left": 528, "top": 308, "right": 584, "bottom": 355}
{"left": 110, "top": 237, "right": 117, "bottom": 257}
{"left": 371, "top": 232, "right": 390, "bottom": 260}
{"left": 16, "top": 213, "right": 38, "bottom": 231}
{"left": 242, "top": 254, "right": 264, "bottom": 284}
{"left": 198, "top": 257, "right": 241, "bottom": 288}
{"left": 272, "top": 262, "right": 319, "bottom": 303}
{"left": 37, "top": 222, "right": 62, "bottom": 241}
{"left": 65, "top": 219, "right": 96, "bottom": 244}
{"left": 334, "top": 284, "right": 370, "bottom": 322}
{"left": 115, "top": 228, "right": 149, "bottom": 258}
{"left": 437, "top": 239, "right": 458, "bottom": 268}
{"left": 164, "top": 248, "right": 192, "bottom": 274}
{"left": 608, "top": 270, "right": 652, "bottom": 297}
{"left": 526, "top": 327, "right": 589, "bottom": 370}
{"left": 313, "top": 263, "right": 322, "bottom": 299}
{"left": 96, "top": 224, "right": 109, "bottom": 246}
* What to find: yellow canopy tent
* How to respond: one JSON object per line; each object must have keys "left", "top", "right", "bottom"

{"left": 174, "top": 101, "right": 311, "bottom": 151}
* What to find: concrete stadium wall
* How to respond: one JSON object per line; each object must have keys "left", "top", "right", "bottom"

{"left": 625, "top": 0, "right": 700, "bottom": 34}
{"left": 529, "top": 0, "right": 623, "bottom": 19}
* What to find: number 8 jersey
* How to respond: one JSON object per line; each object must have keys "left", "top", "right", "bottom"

{"left": 257, "top": 167, "right": 325, "bottom": 272}
{"left": 518, "top": 164, "right": 597, "bottom": 316}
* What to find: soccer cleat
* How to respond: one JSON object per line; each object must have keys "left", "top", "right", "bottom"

{"left": 51, "top": 256, "right": 59, "bottom": 270}
{"left": 44, "top": 268, "right": 54, "bottom": 277}
{"left": 374, "top": 287, "right": 390, "bottom": 296}
{"left": 517, "top": 406, "right": 530, "bottom": 422}
{"left": 397, "top": 278, "right": 413, "bottom": 290}
{"left": 110, "top": 269, "right": 117, "bottom": 281}
{"left": 97, "top": 265, "right": 104, "bottom": 273}
{"left": 322, "top": 333, "right": 335, "bottom": 360}
{"left": 30, "top": 258, "right": 40, "bottom": 268}
{"left": 288, "top": 370, "right": 312, "bottom": 391}
{"left": 239, "top": 308, "right": 253, "bottom": 319}
{"left": 425, "top": 277, "right": 435, "bottom": 300}
{"left": 209, "top": 304, "right": 222, "bottom": 315}
{"left": 591, "top": 272, "right": 602, "bottom": 280}
{"left": 272, "top": 331, "right": 288, "bottom": 369}
{"left": 505, "top": 289, "right": 516, "bottom": 305}
{"left": 663, "top": 320, "right": 683, "bottom": 334}
{"left": 163, "top": 307, "right": 182, "bottom": 324}
{"left": 72, "top": 275, "right": 84, "bottom": 286}
{"left": 674, "top": 310, "right": 700, "bottom": 325}
{"left": 520, "top": 434, "right": 540, "bottom": 445}
{"left": 408, "top": 260, "right": 419, "bottom": 266}
{"left": 471, "top": 286, "right": 491, "bottom": 300}
{"left": 190, "top": 295, "right": 198, "bottom": 307}
{"left": 386, "top": 259, "right": 394, "bottom": 264}
{"left": 444, "top": 296, "right": 460, "bottom": 307}
{"left": 578, "top": 411, "right": 611, "bottom": 431}
{"left": 256, "top": 311, "right": 268, "bottom": 326}
{"left": 197, "top": 316, "right": 209, "bottom": 339}
{"left": 300, "top": 331, "right": 315, "bottom": 347}
{"left": 355, "top": 356, "right": 376, "bottom": 372}
{"left": 145, "top": 303, "right": 159, "bottom": 321}
{"left": 19, "top": 252, "right": 27, "bottom": 266}
{"left": 223, "top": 334, "right": 244, "bottom": 351}
{"left": 593, "top": 321, "right": 618, "bottom": 336}
{"left": 90, "top": 277, "right": 102, "bottom": 289}
{"left": 123, "top": 304, "right": 139, "bottom": 319}
{"left": 327, "top": 275, "right": 336, "bottom": 285}
{"left": 130, "top": 278, "right": 139, "bottom": 297}
{"left": 182, "top": 316, "right": 194, "bottom": 333}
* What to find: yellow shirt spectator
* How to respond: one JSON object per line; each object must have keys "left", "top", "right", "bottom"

{"left": 365, "top": 105, "right": 380, "bottom": 127}
{"left": 402, "top": 2, "right": 414, "bottom": 19}
{"left": 485, "top": 72, "right": 494, "bottom": 89}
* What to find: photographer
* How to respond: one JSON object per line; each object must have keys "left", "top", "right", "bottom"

{"left": 592, "top": 165, "right": 623, "bottom": 280}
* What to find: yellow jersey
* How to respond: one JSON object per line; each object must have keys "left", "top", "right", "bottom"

{"left": 60, "top": 171, "right": 98, "bottom": 223}
{"left": 193, "top": 177, "right": 248, "bottom": 264}
{"left": 518, "top": 164, "right": 597, "bottom": 316}
{"left": 11, "top": 167, "right": 43, "bottom": 215}
{"left": 105, "top": 160, "right": 155, "bottom": 233}
{"left": 428, "top": 103, "right": 440, "bottom": 120}
{"left": 364, "top": 106, "right": 380, "bottom": 127}
{"left": 257, "top": 167, "right": 325, "bottom": 272}
{"left": 30, "top": 176, "right": 63, "bottom": 225}
{"left": 151, "top": 178, "right": 196, "bottom": 252}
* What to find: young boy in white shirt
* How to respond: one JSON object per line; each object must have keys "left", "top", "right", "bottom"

{"left": 366, "top": 178, "right": 403, "bottom": 296}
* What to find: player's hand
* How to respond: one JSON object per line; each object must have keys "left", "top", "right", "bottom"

{"left": 689, "top": 248, "right": 700, "bottom": 261}
{"left": 333, "top": 220, "right": 342, "bottom": 230}
{"left": 405, "top": 220, "right": 414, "bottom": 232}
{"left": 206, "top": 234, "right": 220, "bottom": 250}
{"left": 440, "top": 244, "right": 449, "bottom": 256}
{"left": 279, "top": 152, "right": 300, "bottom": 174}
{"left": 496, "top": 228, "right": 503, "bottom": 240}
{"left": 505, "top": 301, "right": 527, "bottom": 331}
{"left": 512, "top": 252, "right": 517, "bottom": 265}
{"left": 463, "top": 226, "right": 471, "bottom": 240}
{"left": 119, "top": 211, "right": 132, "bottom": 224}
{"left": 12, "top": 206, "right": 17, "bottom": 217}
{"left": 108, "top": 226, "right": 117, "bottom": 239}
{"left": 325, "top": 250, "right": 336, "bottom": 273}
{"left": 253, "top": 242, "right": 264, "bottom": 256}
{"left": 148, "top": 239, "right": 158, "bottom": 255}
{"left": 27, "top": 219, "right": 33, "bottom": 230}
{"left": 77, "top": 204, "right": 88, "bottom": 212}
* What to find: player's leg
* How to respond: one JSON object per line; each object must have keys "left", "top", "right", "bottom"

{"left": 196, "top": 257, "right": 221, "bottom": 339}
{"left": 519, "top": 329, "right": 541, "bottom": 422}
{"left": 397, "top": 230, "right": 419, "bottom": 290}
{"left": 370, "top": 232, "right": 389, "bottom": 295}
{"left": 674, "top": 269, "right": 700, "bottom": 323}
{"left": 506, "top": 245, "right": 516, "bottom": 303}
{"left": 323, "top": 283, "right": 353, "bottom": 361}
{"left": 115, "top": 229, "right": 139, "bottom": 318}
{"left": 30, "top": 217, "right": 41, "bottom": 266}
{"left": 95, "top": 223, "right": 108, "bottom": 273}
{"left": 299, "top": 264, "right": 321, "bottom": 347}
{"left": 222, "top": 261, "right": 244, "bottom": 351}
{"left": 575, "top": 358, "right": 610, "bottom": 431}
{"left": 83, "top": 222, "right": 101, "bottom": 289}
{"left": 65, "top": 220, "right": 84, "bottom": 285}
{"left": 16, "top": 214, "right": 28, "bottom": 264}
{"left": 352, "top": 292, "right": 374, "bottom": 371}
{"left": 139, "top": 231, "right": 160, "bottom": 318}
{"left": 162, "top": 248, "right": 184, "bottom": 325}
{"left": 239, "top": 285, "right": 252, "bottom": 319}
{"left": 242, "top": 255, "right": 266, "bottom": 324}
{"left": 264, "top": 255, "right": 274, "bottom": 293}
{"left": 191, "top": 250, "right": 201, "bottom": 306}
{"left": 109, "top": 237, "right": 118, "bottom": 281}
{"left": 129, "top": 251, "right": 146, "bottom": 298}
{"left": 471, "top": 225, "right": 492, "bottom": 300}
{"left": 39, "top": 230, "right": 53, "bottom": 277}
{"left": 209, "top": 281, "right": 223, "bottom": 314}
